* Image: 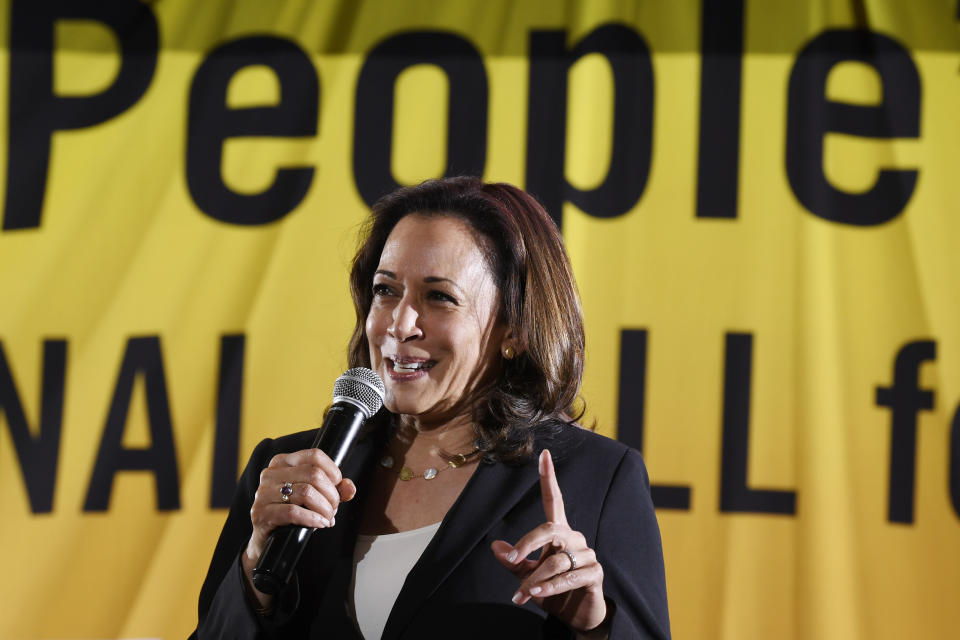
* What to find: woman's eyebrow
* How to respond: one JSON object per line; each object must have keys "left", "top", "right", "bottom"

{"left": 424, "top": 276, "right": 463, "bottom": 292}
{"left": 375, "top": 270, "right": 464, "bottom": 292}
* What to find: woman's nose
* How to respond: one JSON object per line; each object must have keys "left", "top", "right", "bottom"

{"left": 387, "top": 299, "right": 422, "bottom": 342}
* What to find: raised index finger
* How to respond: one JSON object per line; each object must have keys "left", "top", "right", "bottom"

{"left": 539, "top": 449, "right": 567, "bottom": 525}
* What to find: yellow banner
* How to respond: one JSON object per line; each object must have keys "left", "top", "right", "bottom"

{"left": 1, "top": 1, "right": 958, "bottom": 638}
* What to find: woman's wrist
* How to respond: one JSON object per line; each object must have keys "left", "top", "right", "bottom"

{"left": 241, "top": 542, "right": 274, "bottom": 614}
{"left": 575, "top": 597, "right": 613, "bottom": 639}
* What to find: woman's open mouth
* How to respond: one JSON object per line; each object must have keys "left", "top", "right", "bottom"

{"left": 386, "top": 357, "right": 436, "bottom": 375}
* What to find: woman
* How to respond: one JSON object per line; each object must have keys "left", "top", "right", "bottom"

{"left": 192, "top": 177, "right": 670, "bottom": 639}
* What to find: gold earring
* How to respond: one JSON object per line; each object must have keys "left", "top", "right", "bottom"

{"left": 503, "top": 346, "right": 515, "bottom": 360}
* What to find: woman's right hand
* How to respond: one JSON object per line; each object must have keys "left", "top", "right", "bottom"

{"left": 241, "top": 448, "right": 357, "bottom": 606}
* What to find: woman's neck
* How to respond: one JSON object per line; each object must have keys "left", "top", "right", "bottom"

{"left": 392, "top": 415, "right": 476, "bottom": 456}
{"left": 360, "top": 415, "right": 481, "bottom": 535}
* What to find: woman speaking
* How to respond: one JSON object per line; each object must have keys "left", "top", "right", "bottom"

{"left": 192, "top": 177, "right": 671, "bottom": 638}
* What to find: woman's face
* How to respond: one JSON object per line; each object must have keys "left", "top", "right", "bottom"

{"left": 366, "top": 213, "right": 507, "bottom": 424}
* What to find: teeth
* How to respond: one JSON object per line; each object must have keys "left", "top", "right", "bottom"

{"left": 392, "top": 360, "right": 431, "bottom": 372}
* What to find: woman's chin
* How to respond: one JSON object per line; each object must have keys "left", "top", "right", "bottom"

{"left": 383, "top": 394, "right": 429, "bottom": 417}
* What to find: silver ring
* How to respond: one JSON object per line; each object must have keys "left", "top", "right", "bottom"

{"left": 560, "top": 549, "right": 577, "bottom": 572}
{"left": 280, "top": 481, "right": 293, "bottom": 503}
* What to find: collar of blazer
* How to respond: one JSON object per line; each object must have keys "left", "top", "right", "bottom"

{"left": 379, "top": 454, "right": 542, "bottom": 639}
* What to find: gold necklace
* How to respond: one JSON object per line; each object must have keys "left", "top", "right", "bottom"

{"left": 379, "top": 446, "right": 480, "bottom": 481}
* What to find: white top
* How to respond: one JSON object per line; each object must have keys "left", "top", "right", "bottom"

{"left": 349, "top": 521, "right": 609, "bottom": 640}
{"left": 350, "top": 521, "right": 442, "bottom": 640}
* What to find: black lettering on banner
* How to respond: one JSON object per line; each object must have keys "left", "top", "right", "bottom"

{"left": 187, "top": 37, "right": 318, "bottom": 225}
{"left": 786, "top": 30, "right": 920, "bottom": 226}
{"left": 617, "top": 329, "right": 691, "bottom": 509}
{"left": 875, "top": 340, "right": 936, "bottom": 524}
{"left": 527, "top": 24, "right": 654, "bottom": 230}
{"left": 84, "top": 337, "right": 180, "bottom": 511}
{"left": 950, "top": 401, "right": 960, "bottom": 519}
{"left": 3, "top": 0, "right": 158, "bottom": 231}
{"left": 719, "top": 333, "right": 797, "bottom": 515}
{"left": 696, "top": 0, "right": 745, "bottom": 219}
{"left": 210, "top": 334, "right": 245, "bottom": 509}
{"left": 353, "top": 31, "right": 488, "bottom": 207}
{"left": 0, "top": 340, "right": 67, "bottom": 513}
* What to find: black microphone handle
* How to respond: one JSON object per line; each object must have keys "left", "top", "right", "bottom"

{"left": 252, "top": 402, "right": 369, "bottom": 595}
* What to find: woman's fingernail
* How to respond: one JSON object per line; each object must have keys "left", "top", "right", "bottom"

{"left": 529, "top": 586, "right": 542, "bottom": 596}
{"left": 331, "top": 516, "right": 336, "bottom": 527}
{"left": 506, "top": 549, "right": 518, "bottom": 563}
{"left": 318, "top": 517, "right": 330, "bottom": 527}
{"left": 511, "top": 591, "right": 523, "bottom": 605}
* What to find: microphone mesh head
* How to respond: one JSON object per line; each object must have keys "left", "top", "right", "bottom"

{"left": 333, "top": 367, "right": 385, "bottom": 417}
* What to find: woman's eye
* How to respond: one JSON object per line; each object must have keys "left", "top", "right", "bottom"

{"left": 429, "top": 290, "right": 457, "bottom": 304}
{"left": 372, "top": 283, "right": 394, "bottom": 297}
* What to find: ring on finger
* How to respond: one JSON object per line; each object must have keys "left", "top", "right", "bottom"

{"left": 560, "top": 548, "right": 577, "bottom": 572}
{"left": 280, "top": 481, "right": 293, "bottom": 503}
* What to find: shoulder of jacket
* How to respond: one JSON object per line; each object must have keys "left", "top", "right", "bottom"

{"left": 554, "top": 423, "right": 632, "bottom": 455}
{"left": 539, "top": 424, "right": 641, "bottom": 478}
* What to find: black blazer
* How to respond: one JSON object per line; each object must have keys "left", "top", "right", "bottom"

{"left": 192, "top": 423, "right": 670, "bottom": 639}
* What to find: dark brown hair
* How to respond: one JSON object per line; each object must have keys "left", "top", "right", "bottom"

{"left": 348, "top": 177, "right": 585, "bottom": 463}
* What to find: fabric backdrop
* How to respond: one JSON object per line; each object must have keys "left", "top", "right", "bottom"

{"left": 1, "top": 1, "right": 958, "bottom": 638}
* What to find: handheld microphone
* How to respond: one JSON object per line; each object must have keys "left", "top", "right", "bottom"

{"left": 252, "top": 367, "right": 385, "bottom": 595}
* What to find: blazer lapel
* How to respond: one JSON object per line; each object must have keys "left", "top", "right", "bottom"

{"left": 380, "top": 457, "right": 541, "bottom": 639}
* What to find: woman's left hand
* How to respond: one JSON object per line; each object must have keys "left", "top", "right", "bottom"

{"left": 491, "top": 449, "right": 608, "bottom": 632}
